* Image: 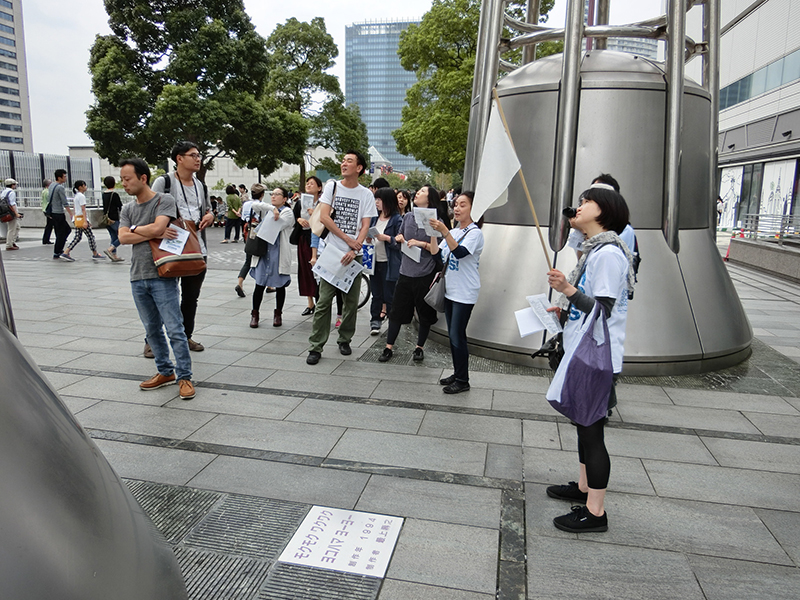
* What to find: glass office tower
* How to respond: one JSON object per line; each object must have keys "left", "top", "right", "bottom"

{"left": 0, "top": 0, "right": 32, "bottom": 152}
{"left": 345, "top": 19, "right": 426, "bottom": 175}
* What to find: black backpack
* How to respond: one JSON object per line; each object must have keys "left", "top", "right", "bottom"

{"left": 0, "top": 188, "right": 12, "bottom": 217}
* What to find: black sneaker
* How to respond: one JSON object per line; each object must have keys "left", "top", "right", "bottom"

{"left": 443, "top": 380, "right": 470, "bottom": 394}
{"left": 412, "top": 347, "right": 424, "bottom": 362}
{"left": 306, "top": 351, "right": 321, "bottom": 365}
{"left": 378, "top": 347, "right": 393, "bottom": 362}
{"left": 439, "top": 374, "right": 457, "bottom": 386}
{"left": 546, "top": 481, "right": 588, "bottom": 503}
{"left": 553, "top": 505, "right": 608, "bottom": 533}
{"left": 338, "top": 342, "right": 352, "bottom": 356}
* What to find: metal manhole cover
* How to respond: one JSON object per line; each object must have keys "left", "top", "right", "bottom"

{"left": 125, "top": 480, "right": 223, "bottom": 544}
{"left": 174, "top": 547, "right": 271, "bottom": 600}
{"left": 184, "top": 495, "right": 310, "bottom": 561}
{"left": 258, "top": 563, "right": 381, "bottom": 600}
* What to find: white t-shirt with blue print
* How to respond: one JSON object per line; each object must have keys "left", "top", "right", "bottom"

{"left": 439, "top": 225, "right": 485, "bottom": 305}
{"left": 564, "top": 245, "right": 629, "bottom": 373}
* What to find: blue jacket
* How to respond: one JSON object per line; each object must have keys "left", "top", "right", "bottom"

{"left": 371, "top": 213, "right": 403, "bottom": 281}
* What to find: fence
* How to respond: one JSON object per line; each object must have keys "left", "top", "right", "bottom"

{"left": 12, "top": 187, "right": 135, "bottom": 209}
{"left": 740, "top": 213, "right": 800, "bottom": 246}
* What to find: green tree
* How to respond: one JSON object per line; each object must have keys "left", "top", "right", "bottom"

{"left": 86, "top": 0, "right": 305, "bottom": 181}
{"left": 393, "top": 0, "right": 556, "bottom": 175}
{"left": 265, "top": 17, "right": 369, "bottom": 183}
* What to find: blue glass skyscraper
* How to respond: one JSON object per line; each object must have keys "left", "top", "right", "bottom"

{"left": 345, "top": 19, "right": 426, "bottom": 174}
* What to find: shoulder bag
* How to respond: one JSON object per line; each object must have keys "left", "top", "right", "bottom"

{"left": 148, "top": 197, "right": 207, "bottom": 278}
{"left": 245, "top": 220, "right": 268, "bottom": 256}
{"left": 424, "top": 226, "right": 473, "bottom": 312}
{"left": 309, "top": 182, "right": 336, "bottom": 239}
{"left": 545, "top": 303, "right": 614, "bottom": 426}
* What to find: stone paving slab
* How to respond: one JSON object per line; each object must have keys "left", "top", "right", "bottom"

{"left": 643, "top": 459, "right": 800, "bottom": 511}
{"left": 285, "top": 398, "right": 425, "bottom": 435}
{"left": 204, "top": 365, "right": 276, "bottom": 387}
{"left": 417, "top": 411, "right": 522, "bottom": 445}
{"left": 754, "top": 508, "right": 800, "bottom": 567}
{"left": 94, "top": 438, "right": 216, "bottom": 485}
{"left": 328, "top": 429, "right": 488, "bottom": 476}
{"left": 355, "top": 475, "right": 501, "bottom": 529}
{"left": 385, "top": 518, "right": 498, "bottom": 595}
{"left": 615, "top": 402, "right": 763, "bottom": 434}
{"left": 372, "top": 379, "right": 493, "bottom": 409}
{"left": 186, "top": 414, "right": 345, "bottom": 457}
{"left": 521, "top": 419, "right": 561, "bottom": 449}
{"left": 77, "top": 399, "right": 217, "bottom": 439}
{"left": 523, "top": 448, "right": 656, "bottom": 496}
{"left": 687, "top": 554, "right": 800, "bottom": 600}
{"left": 742, "top": 410, "right": 800, "bottom": 438}
{"left": 700, "top": 436, "right": 800, "bottom": 474}
{"left": 165, "top": 389, "right": 303, "bottom": 421}
{"left": 558, "top": 424, "right": 718, "bottom": 464}
{"left": 58, "top": 376, "right": 182, "bottom": 406}
{"left": 484, "top": 444, "right": 523, "bottom": 480}
{"left": 187, "top": 455, "right": 370, "bottom": 509}
{"left": 377, "top": 580, "right": 492, "bottom": 600}
{"left": 260, "top": 369, "right": 380, "bottom": 398}
{"left": 527, "top": 536, "right": 705, "bottom": 600}
{"left": 664, "top": 388, "right": 799, "bottom": 414}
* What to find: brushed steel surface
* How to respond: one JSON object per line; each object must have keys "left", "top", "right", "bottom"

{"left": 663, "top": 0, "right": 686, "bottom": 253}
{"left": 0, "top": 325, "right": 187, "bottom": 599}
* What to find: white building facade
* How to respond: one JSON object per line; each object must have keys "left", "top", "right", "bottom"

{"left": 713, "top": 0, "right": 800, "bottom": 229}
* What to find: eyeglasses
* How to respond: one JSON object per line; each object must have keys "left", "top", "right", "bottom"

{"left": 182, "top": 152, "right": 202, "bottom": 159}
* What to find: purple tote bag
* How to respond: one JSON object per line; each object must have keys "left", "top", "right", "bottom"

{"left": 548, "top": 304, "right": 614, "bottom": 427}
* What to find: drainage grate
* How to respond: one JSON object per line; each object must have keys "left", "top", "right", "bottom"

{"left": 174, "top": 547, "right": 272, "bottom": 600}
{"left": 183, "top": 495, "right": 310, "bottom": 561}
{"left": 126, "top": 480, "right": 223, "bottom": 544}
{"left": 257, "top": 563, "right": 382, "bottom": 600}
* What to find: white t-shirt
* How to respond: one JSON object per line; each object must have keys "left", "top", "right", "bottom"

{"left": 619, "top": 224, "right": 635, "bottom": 254}
{"left": 319, "top": 180, "right": 377, "bottom": 255}
{"left": 439, "top": 225, "right": 484, "bottom": 304}
{"left": 1, "top": 188, "right": 16, "bottom": 207}
{"left": 374, "top": 218, "right": 389, "bottom": 262}
{"left": 564, "top": 245, "right": 629, "bottom": 373}
{"left": 72, "top": 191, "right": 86, "bottom": 223}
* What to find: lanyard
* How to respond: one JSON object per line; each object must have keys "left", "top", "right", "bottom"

{"left": 177, "top": 176, "right": 199, "bottom": 217}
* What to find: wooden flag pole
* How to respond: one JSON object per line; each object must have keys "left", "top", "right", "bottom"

{"left": 491, "top": 88, "right": 553, "bottom": 270}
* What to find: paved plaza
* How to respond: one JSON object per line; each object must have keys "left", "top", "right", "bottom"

{"left": 3, "top": 225, "right": 800, "bottom": 599}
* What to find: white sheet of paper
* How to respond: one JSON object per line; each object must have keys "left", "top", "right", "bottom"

{"left": 515, "top": 308, "right": 546, "bottom": 338}
{"left": 412, "top": 207, "right": 441, "bottom": 237}
{"left": 312, "top": 243, "right": 365, "bottom": 293}
{"left": 255, "top": 212, "right": 281, "bottom": 244}
{"left": 400, "top": 241, "right": 421, "bottom": 262}
{"left": 158, "top": 224, "right": 190, "bottom": 255}
{"left": 527, "top": 294, "right": 563, "bottom": 335}
{"left": 368, "top": 226, "right": 380, "bottom": 239}
{"left": 301, "top": 193, "right": 314, "bottom": 213}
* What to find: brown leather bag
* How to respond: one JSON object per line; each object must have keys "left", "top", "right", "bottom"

{"left": 149, "top": 213, "right": 206, "bottom": 278}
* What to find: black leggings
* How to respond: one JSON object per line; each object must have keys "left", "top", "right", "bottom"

{"left": 576, "top": 418, "right": 610, "bottom": 489}
{"left": 386, "top": 319, "right": 431, "bottom": 348}
{"left": 253, "top": 283, "right": 287, "bottom": 312}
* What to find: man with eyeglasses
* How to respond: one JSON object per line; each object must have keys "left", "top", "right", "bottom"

{"left": 145, "top": 141, "right": 214, "bottom": 357}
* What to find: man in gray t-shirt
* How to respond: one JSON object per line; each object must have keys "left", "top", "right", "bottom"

{"left": 118, "top": 158, "right": 195, "bottom": 400}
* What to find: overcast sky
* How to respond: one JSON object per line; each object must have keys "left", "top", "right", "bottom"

{"left": 22, "top": 0, "right": 662, "bottom": 155}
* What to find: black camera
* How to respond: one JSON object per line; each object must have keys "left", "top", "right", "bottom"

{"left": 562, "top": 207, "right": 577, "bottom": 219}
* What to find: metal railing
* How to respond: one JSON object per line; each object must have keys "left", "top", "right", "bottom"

{"left": 12, "top": 188, "right": 135, "bottom": 209}
{"left": 739, "top": 213, "right": 800, "bottom": 246}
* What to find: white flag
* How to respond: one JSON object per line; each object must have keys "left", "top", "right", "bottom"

{"left": 471, "top": 99, "right": 522, "bottom": 221}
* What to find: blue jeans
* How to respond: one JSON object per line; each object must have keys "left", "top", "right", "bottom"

{"left": 106, "top": 221, "right": 120, "bottom": 248}
{"left": 131, "top": 277, "right": 192, "bottom": 381}
{"left": 444, "top": 298, "right": 474, "bottom": 382}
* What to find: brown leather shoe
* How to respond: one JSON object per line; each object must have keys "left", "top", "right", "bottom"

{"left": 250, "top": 310, "right": 259, "bottom": 328}
{"left": 178, "top": 379, "right": 195, "bottom": 400}
{"left": 140, "top": 372, "right": 176, "bottom": 390}
{"left": 187, "top": 338, "right": 205, "bottom": 352}
{"left": 143, "top": 342, "right": 154, "bottom": 359}
{"left": 273, "top": 309, "right": 282, "bottom": 327}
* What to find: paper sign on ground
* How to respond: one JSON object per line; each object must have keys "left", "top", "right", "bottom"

{"left": 158, "top": 224, "right": 189, "bottom": 255}
{"left": 312, "top": 243, "right": 364, "bottom": 293}
{"left": 255, "top": 212, "right": 282, "bottom": 244}
{"left": 279, "top": 506, "right": 404, "bottom": 578}
{"left": 400, "top": 241, "right": 421, "bottom": 262}
{"left": 527, "top": 294, "right": 563, "bottom": 335}
{"left": 412, "top": 207, "right": 440, "bottom": 237}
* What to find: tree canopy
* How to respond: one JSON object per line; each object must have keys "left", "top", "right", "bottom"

{"left": 393, "top": 0, "right": 557, "bottom": 175}
{"left": 86, "top": 0, "right": 307, "bottom": 180}
{"left": 265, "top": 17, "right": 369, "bottom": 183}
